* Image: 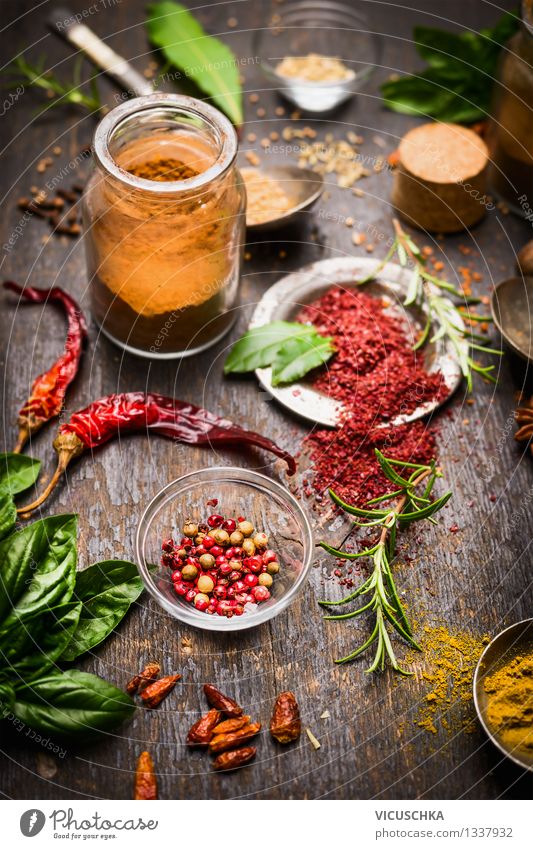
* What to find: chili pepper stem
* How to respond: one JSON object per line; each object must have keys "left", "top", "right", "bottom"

{"left": 13, "top": 431, "right": 27, "bottom": 454}
{"left": 17, "top": 432, "right": 84, "bottom": 516}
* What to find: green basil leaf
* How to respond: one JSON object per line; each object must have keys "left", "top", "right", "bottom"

{"left": 0, "top": 491, "right": 16, "bottom": 542}
{"left": 61, "top": 560, "right": 144, "bottom": 662}
{"left": 271, "top": 332, "right": 336, "bottom": 386}
{"left": 0, "top": 601, "right": 81, "bottom": 682}
{"left": 382, "top": 70, "right": 483, "bottom": 122}
{"left": 13, "top": 669, "right": 135, "bottom": 740}
{"left": 0, "top": 452, "right": 41, "bottom": 496}
{"left": 0, "top": 453, "right": 42, "bottom": 542}
{"left": 414, "top": 26, "right": 484, "bottom": 70}
{"left": 382, "top": 11, "right": 519, "bottom": 122}
{"left": 146, "top": 1, "right": 243, "bottom": 126}
{"left": 0, "top": 514, "right": 77, "bottom": 630}
{"left": 224, "top": 321, "right": 318, "bottom": 374}
{"left": 0, "top": 681, "right": 15, "bottom": 715}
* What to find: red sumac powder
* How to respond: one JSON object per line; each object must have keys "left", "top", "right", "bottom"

{"left": 297, "top": 287, "right": 446, "bottom": 506}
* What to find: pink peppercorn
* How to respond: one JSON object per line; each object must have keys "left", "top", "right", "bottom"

{"left": 207, "top": 514, "right": 224, "bottom": 528}
{"left": 244, "top": 574, "right": 258, "bottom": 587}
{"left": 253, "top": 586, "right": 270, "bottom": 602}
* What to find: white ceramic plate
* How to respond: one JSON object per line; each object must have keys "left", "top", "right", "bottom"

{"left": 250, "top": 256, "right": 464, "bottom": 428}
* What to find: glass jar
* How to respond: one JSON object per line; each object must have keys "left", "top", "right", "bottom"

{"left": 488, "top": 3, "right": 533, "bottom": 216}
{"left": 82, "top": 94, "right": 246, "bottom": 358}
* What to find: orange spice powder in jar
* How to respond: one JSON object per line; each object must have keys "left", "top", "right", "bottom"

{"left": 82, "top": 95, "right": 246, "bottom": 358}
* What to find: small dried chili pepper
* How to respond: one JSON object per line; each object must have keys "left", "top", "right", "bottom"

{"left": 209, "top": 722, "right": 261, "bottom": 754}
{"left": 212, "top": 715, "right": 250, "bottom": 735}
{"left": 3, "top": 281, "right": 87, "bottom": 452}
{"left": 213, "top": 746, "right": 256, "bottom": 772}
{"left": 18, "top": 392, "right": 296, "bottom": 514}
{"left": 270, "top": 691, "right": 301, "bottom": 744}
{"left": 134, "top": 751, "right": 157, "bottom": 800}
{"left": 203, "top": 683, "right": 243, "bottom": 718}
{"left": 126, "top": 662, "right": 161, "bottom": 696}
{"left": 140, "top": 674, "right": 181, "bottom": 709}
{"left": 186, "top": 709, "right": 222, "bottom": 746}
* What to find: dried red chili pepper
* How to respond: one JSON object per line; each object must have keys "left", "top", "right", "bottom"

{"left": 18, "top": 392, "right": 296, "bottom": 513}
{"left": 140, "top": 674, "right": 181, "bottom": 709}
{"left": 134, "top": 751, "right": 157, "bottom": 799}
{"left": 270, "top": 691, "right": 301, "bottom": 744}
{"left": 208, "top": 721, "right": 261, "bottom": 754}
{"left": 126, "top": 661, "right": 161, "bottom": 696}
{"left": 203, "top": 684, "right": 243, "bottom": 718}
{"left": 186, "top": 709, "right": 222, "bottom": 746}
{"left": 212, "top": 746, "right": 256, "bottom": 771}
{"left": 4, "top": 281, "right": 87, "bottom": 452}
{"left": 212, "top": 715, "right": 250, "bottom": 735}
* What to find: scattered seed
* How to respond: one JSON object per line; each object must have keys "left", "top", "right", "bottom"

{"left": 305, "top": 727, "right": 321, "bottom": 750}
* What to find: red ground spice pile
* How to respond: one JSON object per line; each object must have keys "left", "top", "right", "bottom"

{"left": 297, "top": 286, "right": 447, "bottom": 506}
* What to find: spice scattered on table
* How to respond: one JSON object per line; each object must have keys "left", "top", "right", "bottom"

{"left": 270, "top": 691, "right": 301, "bottom": 743}
{"left": 484, "top": 652, "right": 533, "bottom": 752}
{"left": 297, "top": 287, "right": 445, "bottom": 506}
{"left": 409, "top": 626, "right": 490, "bottom": 735}
{"left": 18, "top": 392, "right": 295, "bottom": 514}
{"left": 162, "top": 514, "right": 280, "bottom": 617}
{"left": 276, "top": 54, "right": 354, "bottom": 82}
{"left": 4, "top": 282, "right": 87, "bottom": 452}
{"left": 297, "top": 135, "right": 368, "bottom": 189}
{"left": 240, "top": 167, "right": 293, "bottom": 226}
{"left": 134, "top": 751, "right": 158, "bottom": 800}
{"left": 305, "top": 728, "right": 321, "bottom": 750}
{"left": 17, "top": 183, "right": 84, "bottom": 237}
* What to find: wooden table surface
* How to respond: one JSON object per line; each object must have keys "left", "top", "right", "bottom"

{"left": 1, "top": 0, "right": 532, "bottom": 800}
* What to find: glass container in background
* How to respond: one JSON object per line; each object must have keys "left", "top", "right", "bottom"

{"left": 489, "top": 1, "right": 533, "bottom": 216}
{"left": 254, "top": 1, "right": 381, "bottom": 114}
{"left": 82, "top": 94, "right": 245, "bottom": 358}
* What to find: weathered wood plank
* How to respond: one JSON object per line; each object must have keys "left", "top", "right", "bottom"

{"left": 1, "top": 0, "right": 531, "bottom": 801}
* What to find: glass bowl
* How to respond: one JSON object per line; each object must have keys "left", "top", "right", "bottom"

{"left": 253, "top": 1, "right": 382, "bottom": 113}
{"left": 135, "top": 466, "right": 314, "bottom": 632}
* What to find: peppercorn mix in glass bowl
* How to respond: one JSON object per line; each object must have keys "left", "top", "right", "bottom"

{"left": 135, "top": 467, "right": 314, "bottom": 631}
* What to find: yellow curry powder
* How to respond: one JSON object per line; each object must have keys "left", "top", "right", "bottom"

{"left": 408, "top": 626, "right": 490, "bottom": 735}
{"left": 484, "top": 654, "right": 533, "bottom": 752}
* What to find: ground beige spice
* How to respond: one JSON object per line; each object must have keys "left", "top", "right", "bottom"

{"left": 276, "top": 54, "right": 354, "bottom": 82}
{"left": 484, "top": 654, "right": 533, "bottom": 752}
{"left": 240, "top": 167, "right": 292, "bottom": 226}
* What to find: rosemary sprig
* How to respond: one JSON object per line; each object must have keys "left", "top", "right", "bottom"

{"left": 3, "top": 54, "right": 101, "bottom": 114}
{"left": 319, "top": 450, "right": 452, "bottom": 675}
{"left": 358, "top": 219, "right": 502, "bottom": 391}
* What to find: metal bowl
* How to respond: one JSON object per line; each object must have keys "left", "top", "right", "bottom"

{"left": 250, "top": 256, "right": 464, "bottom": 427}
{"left": 473, "top": 618, "right": 533, "bottom": 771}
{"left": 491, "top": 276, "right": 533, "bottom": 362}
{"left": 244, "top": 165, "right": 323, "bottom": 232}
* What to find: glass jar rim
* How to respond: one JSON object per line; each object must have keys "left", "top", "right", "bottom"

{"left": 92, "top": 93, "right": 238, "bottom": 194}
